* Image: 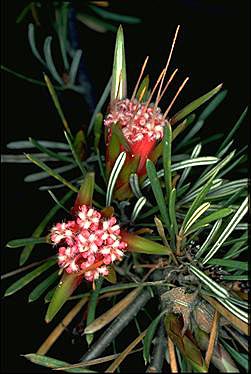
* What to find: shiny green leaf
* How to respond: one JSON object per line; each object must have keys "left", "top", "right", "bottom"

{"left": 23, "top": 354, "right": 95, "bottom": 373}
{"left": 170, "top": 83, "right": 222, "bottom": 125}
{"left": 122, "top": 232, "right": 172, "bottom": 255}
{"left": 4, "top": 258, "right": 56, "bottom": 297}
{"left": 143, "top": 313, "right": 163, "bottom": 364}
{"left": 45, "top": 272, "right": 80, "bottom": 323}
{"left": 25, "top": 153, "right": 78, "bottom": 192}
{"left": 185, "top": 208, "right": 233, "bottom": 235}
{"left": 111, "top": 25, "right": 127, "bottom": 101}
{"left": 20, "top": 190, "right": 73, "bottom": 265}
{"left": 146, "top": 159, "right": 171, "bottom": 235}
{"left": 86, "top": 277, "right": 103, "bottom": 346}
{"left": 29, "top": 270, "right": 59, "bottom": 302}
{"left": 7, "top": 237, "right": 47, "bottom": 248}
{"left": 89, "top": 5, "right": 141, "bottom": 24}
{"left": 43, "top": 73, "right": 72, "bottom": 135}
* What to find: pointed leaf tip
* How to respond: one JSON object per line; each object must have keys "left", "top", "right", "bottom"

{"left": 111, "top": 25, "right": 127, "bottom": 102}
{"left": 45, "top": 272, "right": 81, "bottom": 323}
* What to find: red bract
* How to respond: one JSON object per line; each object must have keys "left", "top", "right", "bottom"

{"left": 50, "top": 204, "right": 127, "bottom": 282}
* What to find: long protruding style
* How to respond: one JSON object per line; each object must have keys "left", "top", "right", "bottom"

{"left": 131, "top": 56, "right": 149, "bottom": 101}
{"left": 163, "top": 77, "right": 189, "bottom": 119}
{"left": 155, "top": 25, "right": 180, "bottom": 109}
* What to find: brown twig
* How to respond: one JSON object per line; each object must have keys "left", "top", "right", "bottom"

{"left": 167, "top": 336, "right": 178, "bottom": 373}
{"left": 205, "top": 310, "right": 219, "bottom": 369}
{"left": 105, "top": 330, "right": 147, "bottom": 372}
{"left": 202, "top": 294, "right": 249, "bottom": 335}
{"left": 37, "top": 296, "right": 89, "bottom": 355}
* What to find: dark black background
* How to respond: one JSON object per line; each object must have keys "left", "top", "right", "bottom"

{"left": 1, "top": 1, "right": 249, "bottom": 373}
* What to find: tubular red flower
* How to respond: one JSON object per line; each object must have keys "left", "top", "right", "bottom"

{"left": 50, "top": 205, "right": 127, "bottom": 282}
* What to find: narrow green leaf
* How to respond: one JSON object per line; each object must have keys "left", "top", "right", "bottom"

{"left": 122, "top": 232, "right": 172, "bottom": 255}
{"left": 143, "top": 313, "right": 163, "bottom": 364}
{"left": 139, "top": 206, "right": 160, "bottom": 219}
{"left": 216, "top": 297, "right": 248, "bottom": 324}
{"left": 28, "top": 23, "right": 45, "bottom": 65}
{"left": 182, "top": 172, "right": 217, "bottom": 230}
{"left": 74, "top": 172, "right": 95, "bottom": 209}
{"left": 48, "top": 190, "right": 70, "bottom": 213}
{"left": 106, "top": 152, "right": 127, "bottom": 206}
{"left": 183, "top": 202, "right": 210, "bottom": 234}
{"left": 88, "top": 76, "right": 111, "bottom": 135}
{"left": 16, "top": 3, "right": 32, "bottom": 24}
{"left": 222, "top": 274, "right": 248, "bottom": 281}
{"left": 64, "top": 131, "right": 86, "bottom": 177}
{"left": 44, "top": 287, "right": 56, "bottom": 303}
{"left": 178, "top": 143, "right": 201, "bottom": 189}
{"left": 94, "top": 113, "right": 103, "bottom": 149}
{"left": 218, "top": 155, "right": 246, "bottom": 180}
{"left": 43, "top": 73, "right": 72, "bottom": 136}
{"left": 20, "top": 191, "right": 73, "bottom": 265}
{"left": 175, "top": 90, "right": 227, "bottom": 150}
{"left": 129, "top": 173, "right": 142, "bottom": 198}
{"left": 25, "top": 153, "right": 78, "bottom": 192}
{"left": 73, "top": 130, "right": 86, "bottom": 161}
{"left": 112, "top": 123, "right": 131, "bottom": 152}
{"left": 163, "top": 124, "right": 172, "bottom": 199}
{"left": 4, "top": 259, "right": 56, "bottom": 297}
{"left": 86, "top": 278, "right": 103, "bottom": 346}
{"left": 186, "top": 208, "right": 233, "bottom": 235}
{"left": 24, "top": 164, "right": 76, "bottom": 182}
{"left": 191, "top": 151, "right": 235, "bottom": 192}
{"left": 131, "top": 196, "right": 147, "bottom": 222}
{"left": 1, "top": 153, "right": 61, "bottom": 163}
{"left": 45, "top": 272, "right": 80, "bottom": 323}
{"left": 169, "top": 188, "right": 178, "bottom": 235}
{"left": 221, "top": 340, "right": 248, "bottom": 371}
{"left": 170, "top": 84, "right": 223, "bottom": 125}
{"left": 43, "top": 36, "right": 64, "bottom": 85}
{"left": 89, "top": 5, "right": 141, "bottom": 24}
{"left": 224, "top": 231, "right": 247, "bottom": 259}
{"left": 217, "top": 140, "right": 234, "bottom": 158}
{"left": 173, "top": 114, "right": 196, "bottom": 143}
{"left": 189, "top": 265, "right": 229, "bottom": 299}
{"left": 28, "top": 137, "right": 73, "bottom": 163}
{"left": 1, "top": 64, "right": 63, "bottom": 89}
{"left": 179, "top": 179, "right": 222, "bottom": 205}
{"left": 136, "top": 75, "right": 149, "bottom": 102}
{"left": 29, "top": 270, "right": 59, "bottom": 302}
{"left": 218, "top": 107, "right": 248, "bottom": 152}
{"left": 111, "top": 25, "right": 127, "bottom": 101}
{"left": 207, "top": 259, "right": 247, "bottom": 271}
{"left": 7, "top": 140, "right": 69, "bottom": 150}
{"left": 146, "top": 159, "right": 171, "bottom": 235}
{"left": 23, "top": 354, "right": 95, "bottom": 373}
{"left": 202, "top": 197, "right": 248, "bottom": 264}
{"left": 77, "top": 12, "right": 116, "bottom": 33}
{"left": 55, "top": 3, "right": 69, "bottom": 70}
{"left": 199, "top": 90, "right": 228, "bottom": 121}
{"left": 7, "top": 237, "right": 47, "bottom": 248}
{"left": 142, "top": 157, "right": 218, "bottom": 190}
{"left": 68, "top": 49, "right": 82, "bottom": 85}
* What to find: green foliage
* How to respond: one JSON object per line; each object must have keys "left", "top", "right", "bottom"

{"left": 3, "top": 17, "right": 248, "bottom": 374}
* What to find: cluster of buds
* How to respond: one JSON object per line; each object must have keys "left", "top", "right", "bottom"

{"left": 50, "top": 205, "right": 127, "bottom": 282}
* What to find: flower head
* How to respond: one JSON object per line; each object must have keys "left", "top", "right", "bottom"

{"left": 105, "top": 98, "right": 167, "bottom": 175}
{"left": 50, "top": 205, "right": 127, "bottom": 282}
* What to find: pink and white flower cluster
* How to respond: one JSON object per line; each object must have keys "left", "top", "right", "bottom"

{"left": 104, "top": 98, "right": 167, "bottom": 144}
{"left": 50, "top": 205, "right": 127, "bottom": 282}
